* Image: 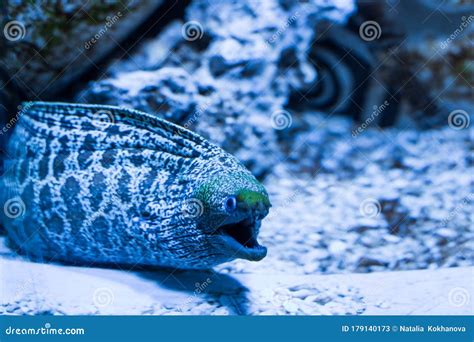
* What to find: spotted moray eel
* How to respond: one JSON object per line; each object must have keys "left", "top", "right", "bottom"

{"left": 0, "top": 102, "right": 270, "bottom": 269}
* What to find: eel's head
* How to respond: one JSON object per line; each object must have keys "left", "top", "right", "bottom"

{"left": 192, "top": 172, "right": 271, "bottom": 263}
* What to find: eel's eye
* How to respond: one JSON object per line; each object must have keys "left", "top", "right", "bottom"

{"left": 224, "top": 196, "right": 237, "bottom": 213}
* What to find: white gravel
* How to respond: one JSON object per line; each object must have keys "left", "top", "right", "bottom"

{"left": 216, "top": 113, "right": 473, "bottom": 276}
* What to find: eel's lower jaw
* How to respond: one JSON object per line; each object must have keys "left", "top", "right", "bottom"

{"left": 215, "top": 218, "right": 267, "bottom": 261}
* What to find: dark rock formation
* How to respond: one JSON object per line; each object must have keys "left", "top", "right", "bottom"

{"left": 79, "top": 0, "right": 355, "bottom": 177}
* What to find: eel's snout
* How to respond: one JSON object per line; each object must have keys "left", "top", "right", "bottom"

{"left": 236, "top": 195, "right": 270, "bottom": 218}
{"left": 250, "top": 201, "right": 270, "bottom": 220}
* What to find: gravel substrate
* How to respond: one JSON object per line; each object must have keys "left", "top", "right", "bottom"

{"left": 2, "top": 257, "right": 472, "bottom": 315}
{"left": 215, "top": 112, "right": 473, "bottom": 276}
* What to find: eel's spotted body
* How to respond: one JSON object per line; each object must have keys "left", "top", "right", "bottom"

{"left": 0, "top": 102, "right": 270, "bottom": 269}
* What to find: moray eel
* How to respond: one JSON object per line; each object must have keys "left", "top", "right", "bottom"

{"left": 0, "top": 102, "right": 270, "bottom": 269}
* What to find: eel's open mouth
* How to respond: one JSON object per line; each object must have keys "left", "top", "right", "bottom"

{"left": 215, "top": 217, "right": 267, "bottom": 261}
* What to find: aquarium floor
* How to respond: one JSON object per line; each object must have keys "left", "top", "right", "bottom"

{"left": 1, "top": 242, "right": 471, "bottom": 315}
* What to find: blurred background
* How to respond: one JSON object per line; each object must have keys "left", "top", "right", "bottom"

{"left": 0, "top": 0, "right": 472, "bottom": 315}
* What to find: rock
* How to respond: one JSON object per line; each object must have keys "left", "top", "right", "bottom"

{"left": 315, "top": 304, "right": 332, "bottom": 315}
{"left": 258, "top": 310, "right": 276, "bottom": 316}
{"left": 303, "top": 263, "right": 320, "bottom": 274}
{"left": 302, "top": 249, "right": 330, "bottom": 262}
{"left": 79, "top": 0, "right": 355, "bottom": 176}
{"left": 357, "top": 256, "right": 390, "bottom": 268}
{"left": 375, "top": 301, "right": 391, "bottom": 309}
{"left": 304, "top": 294, "right": 329, "bottom": 306}
{"left": 82, "top": 67, "right": 200, "bottom": 123}
{"left": 328, "top": 241, "right": 347, "bottom": 255}
{"left": 290, "top": 289, "right": 313, "bottom": 300}
{"left": 212, "top": 307, "right": 231, "bottom": 315}
{"left": 435, "top": 228, "right": 458, "bottom": 239}
{"left": 1, "top": 1, "right": 165, "bottom": 98}
{"left": 283, "top": 301, "right": 299, "bottom": 314}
